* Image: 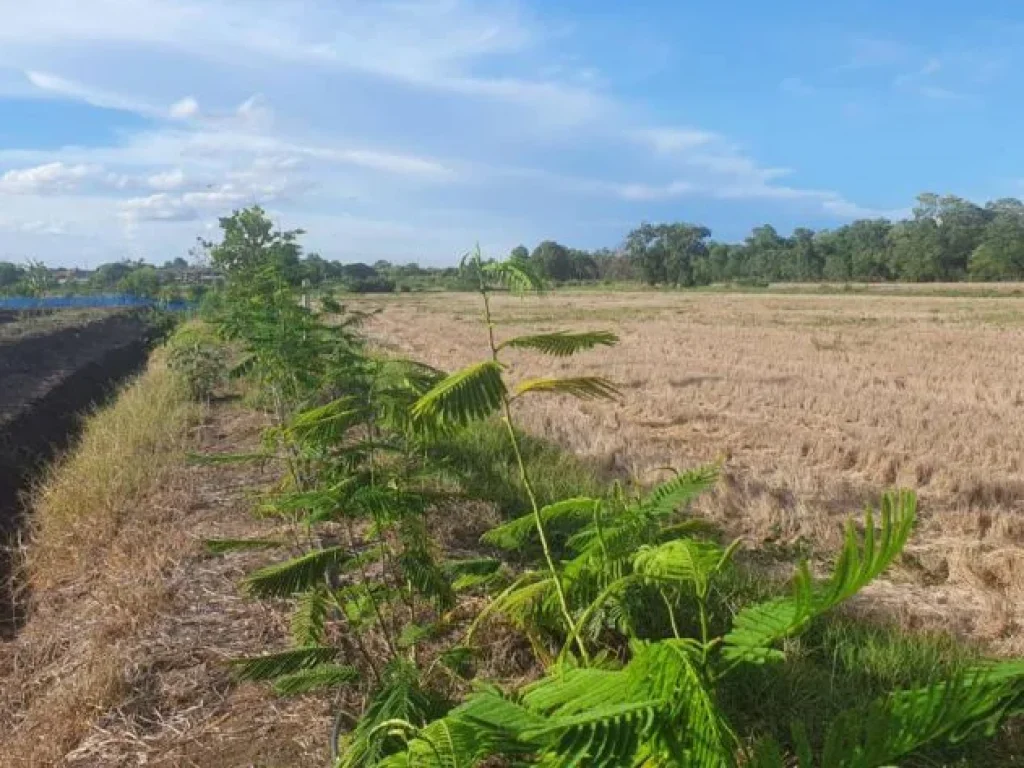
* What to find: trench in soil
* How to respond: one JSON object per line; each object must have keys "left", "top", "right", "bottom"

{"left": 0, "top": 312, "right": 158, "bottom": 637}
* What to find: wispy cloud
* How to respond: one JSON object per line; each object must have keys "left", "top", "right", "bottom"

{"left": 0, "top": 0, "right": 897, "bottom": 263}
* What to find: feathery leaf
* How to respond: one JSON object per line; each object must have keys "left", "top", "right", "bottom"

{"left": 273, "top": 663, "right": 359, "bottom": 696}
{"left": 203, "top": 537, "right": 283, "bottom": 555}
{"left": 498, "top": 331, "right": 618, "bottom": 357}
{"left": 412, "top": 361, "right": 506, "bottom": 426}
{"left": 231, "top": 645, "right": 337, "bottom": 681}
{"left": 513, "top": 376, "right": 620, "bottom": 401}
{"left": 245, "top": 546, "right": 349, "bottom": 598}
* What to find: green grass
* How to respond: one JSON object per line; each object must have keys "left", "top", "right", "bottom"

{"left": 427, "top": 418, "right": 606, "bottom": 520}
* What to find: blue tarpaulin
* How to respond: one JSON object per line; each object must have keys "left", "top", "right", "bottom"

{"left": 0, "top": 294, "right": 195, "bottom": 312}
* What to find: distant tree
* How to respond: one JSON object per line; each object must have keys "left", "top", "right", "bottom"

{"left": 845, "top": 219, "right": 892, "bottom": 280}
{"left": 888, "top": 219, "right": 944, "bottom": 281}
{"left": 91, "top": 261, "right": 136, "bottom": 289}
{"left": 339, "top": 263, "right": 378, "bottom": 281}
{"left": 744, "top": 224, "right": 786, "bottom": 281}
{"left": 790, "top": 227, "right": 822, "bottom": 280}
{"left": 119, "top": 266, "right": 161, "bottom": 298}
{"left": 626, "top": 222, "right": 710, "bottom": 286}
{"left": 23, "top": 259, "right": 54, "bottom": 297}
{"left": 530, "top": 240, "right": 573, "bottom": 282}
{"left": 207, "top": 206, "right": 303, "bottom": 284}
{"left": 300, "top": 253, "right": 331, "bottom": 285}
{"left": 568, "top": 249, "right": 599, "bottom": 281}
{"left": 510, "top": 245, "right": 529, "bottom": 261}
{"left": 969, "top": 204, "right": 1024, "bottom": 280}
{"left": 0, "top": 261, "right": 23, "bottom": 289}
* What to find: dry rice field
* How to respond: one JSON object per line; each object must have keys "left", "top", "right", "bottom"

{"left": 363, "top": 289, "right": 1024, "bottom": 653}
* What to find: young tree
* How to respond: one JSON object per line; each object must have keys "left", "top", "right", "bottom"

{"left": 208, "top": 206, "right": 303, "bottom": 285}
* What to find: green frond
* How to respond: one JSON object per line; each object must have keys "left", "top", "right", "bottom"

{"left": 442, "top": 557, "right": 503, "bottom": 591}
{"left": 518, "top": 639, "right": 734, "bottom": 766}
{"left": 291, "top": 587, "right": 331, "bottom": 646}
{"left": 412, "top": 361, "right": 507, "bottom": 427}
{"left": 398, "top": 545, "right": 456, "bottom": 611}
{"left": 256, "top": 482, "right": 353, "bottom": 522}
{"left": 513, "top": 376, "right": 620, "bottom": 401}
{"left": 272, "top": 663, "right": 359, "bottom": 696}
{"left": 497, "top": 331, "right": 619, "bottom": 357}
{"left": 482, "top": 256, "right": 546, "bottom": 294}
{"left": 723, "top": 491, "right": 917, "bottom": 665}
{"left": 338, "top": 658, "right": 448, "bottom": 768}
{"left": 467, "top": 571, "right": 557, "bottom": 640}
{"left": 642, "top": 465, "right": 719, "bottom": 517}
{"left": 481, "top": 497, "right": 601, "bottom": 550}
{"left": 244, "top": 546, "right": 349, "bottom": 598}
{"left": 379, "top": 691, "right": 544, "bottom": 767}
{"left": 816, "top": 661, "right": 1024, "bottom": 767}
{"left": 287, "top": 396, "right": 363, "bottom": 445}
{"left": 632, "top": 538, "right": 737, "bottom": 598}
{"left": 203, "top": 537, "right": 283, "bottom": 555}
{"left": 230, "top": 645, "right": 337, "bottom": 681}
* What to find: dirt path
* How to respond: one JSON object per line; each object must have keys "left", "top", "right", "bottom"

{"left": 1, "top": 403, "right": 334, "bottom": 767}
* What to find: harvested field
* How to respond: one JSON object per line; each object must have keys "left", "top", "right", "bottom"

{"left": 361, "top": 289, "right": 1024, "bottom": 653}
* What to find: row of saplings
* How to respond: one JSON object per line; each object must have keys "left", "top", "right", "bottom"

{"left": 179, "top": 213, "right": 1023, "bottom": 767}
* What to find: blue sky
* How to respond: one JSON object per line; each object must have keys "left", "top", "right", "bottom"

{"left": 0, "top": 0, "right": 1021, "bottom": 266}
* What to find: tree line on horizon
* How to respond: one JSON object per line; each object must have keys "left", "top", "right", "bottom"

{"left": 525, "top": 192, "right": 1024, "bottom": 286}
{"left": 5, "top": 192, "right": 1024, "bottom": 297}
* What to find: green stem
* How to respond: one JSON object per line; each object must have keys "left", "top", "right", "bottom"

{"left": 477, "top": 273, "right": 588, "bottom": 663}
{"left": 698, "top": 595, "right": 710, "bottom": 665}
{"left": 661, "top": 589, "right": 681, "bottom": 640}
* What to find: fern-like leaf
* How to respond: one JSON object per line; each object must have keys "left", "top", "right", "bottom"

{"left": 498, "top": 331, "right": 618, "bottom": 357}
{"left": 482, "top": 497, "right": 601, "bottom": 550}
{"left": 642, "top": 465, "right": 720, "bottom": 518}
{"left": 230, "top": 645, "right": 337, "bottom": 681}
{"left": 482, "top": 257, "right": 545, "bottom": 294}
{"left": 272, "top": 663, "right": 359, "bottom": 696}
{"left": 292, "top": 587, "right": 331, "bottom": 645}
{"left": 412, "top": 361, "right": 506, "bottom": 426}
{"left": 203, "top": 537, "right": 283, "bottom": 554}
{"left": 288, "top": 396, "right": 363, "bottom": 446}
{"left": 245, "top": 546, "right": 349, "bottom": 598}
{"left": 723, "top": 491, "right": 917, "bottom": 664}
{"left": 513, "top": 376, "right": 620, "bottom": 401}
{"left": 815, "top": 661, "right": 1024, "bottom": 767}
{"left": 632, "top": 538, "right": 738, "bottom": 598}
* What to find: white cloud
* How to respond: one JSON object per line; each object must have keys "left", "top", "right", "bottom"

{"left": 631, "top": 128, "right": 716, "bottom": 154}
{"left": 147, "top": 168, "right": 187, "bottom": 190}
{"left": 169, "top": 96, "right": 200, "bottom": 119}
{"left": 236, "top": 93, "right": 272, "bottom": 127}
{"left": 0, "top": 162, "right": 100, "bottom": 194}
{"left": 25, "top": 70, "right": 160, "bottom": 116}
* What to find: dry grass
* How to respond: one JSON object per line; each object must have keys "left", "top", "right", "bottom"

{"left": 0, "top": 354, "right": 334, "bottom": 766}
{"left": 360, "top": 290, "right": 1024, "bottom": 653}
{"left": 25, "top": 351, "right": 196, "bottom": 591}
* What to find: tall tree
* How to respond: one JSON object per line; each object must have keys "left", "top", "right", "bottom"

{"left": 208, "top": 206, "right": 303, "bottom": 284}
{"left": 626, "top": 222, "right": 710, "bottom": 286}
{"left": 530, "top": 240, "right": 573, "bottom": 282}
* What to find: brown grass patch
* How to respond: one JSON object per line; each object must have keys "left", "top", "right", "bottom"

{"left": 358, "top": 290, "right": 1024, "bottom": 653}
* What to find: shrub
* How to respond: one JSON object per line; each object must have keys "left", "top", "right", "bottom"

{"left": 166, "top": 324, "right": 225, "bottom": 401}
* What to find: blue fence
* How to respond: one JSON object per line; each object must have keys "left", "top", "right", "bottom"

{"left": 0, "top": 294, "right": 195, "bottom": 312}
